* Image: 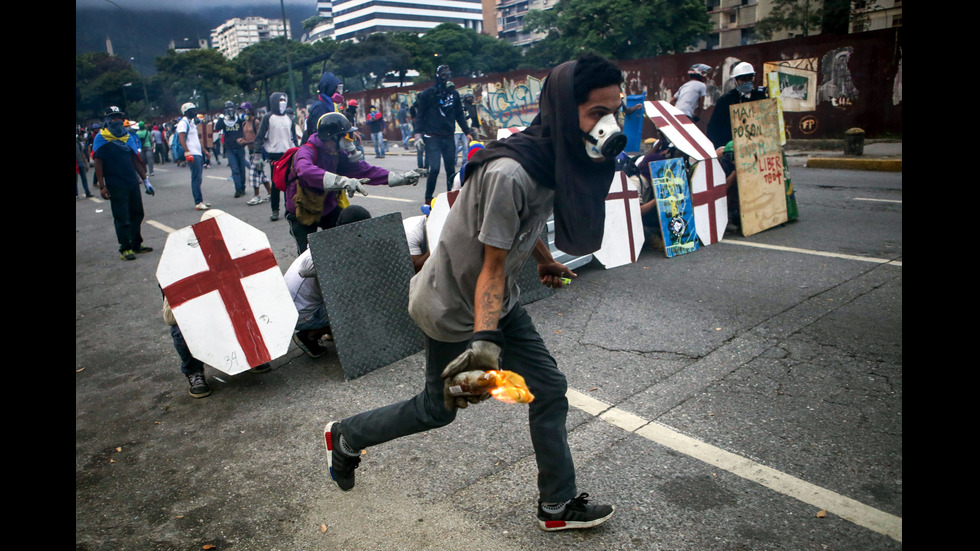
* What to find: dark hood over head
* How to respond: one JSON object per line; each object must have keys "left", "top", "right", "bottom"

{"left": 269, "top": 92, "right": 287, "bottom": 115}
{"left": 318, "top": 73, "right": 340, "bottom": 96}
{"left": 463, "top": 60, "right": 615, "bottom": 256}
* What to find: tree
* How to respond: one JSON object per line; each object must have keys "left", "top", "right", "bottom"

{"left": 523, "top": 0, "right": 710, "bottom": 62}
{"left": 154, "top": 48, "right": 240, "bottom": 112}
{"left": 332, "top": 33, "right": 411, "bottom": 91}
{"left": 755, "top": 0, "right": 824, "bottom": 39}
{"left": 412, "top": 23, "right": 521, "bottom": 80}
{"left": 76, "top": 52, "right": 144, "bottom": 124}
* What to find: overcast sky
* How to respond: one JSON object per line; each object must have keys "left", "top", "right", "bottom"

{"left": 76, "top": 0, "right": 309, "bottom": 12}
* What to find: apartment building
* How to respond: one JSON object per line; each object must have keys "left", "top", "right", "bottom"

{"left": 211, "top": 17, "right": 291, "bottom": 59}
{"left": 330, "top": 0, "right": 485, "bottom": 43}
{"left": 705, "top": 0, "right": 903, "bottom": 50}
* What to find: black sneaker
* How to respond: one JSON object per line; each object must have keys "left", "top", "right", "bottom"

{"left": 186, "top": 371, "right": 211, "bottom": 398}
{"left": 537, "top": 493, "right": 615, "bottom": 531}
{"left": 293, "top": 330, "right": 328, "bottom": 358}
{"left": 250, "top": 363, "right": 271, "bottom": 373}
{"left": 324, "top": 421, "right": 360, "bottom": 491}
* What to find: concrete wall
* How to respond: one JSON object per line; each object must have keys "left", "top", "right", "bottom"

{"left": 348, "top": 27, "right": 901, "bottom": 144}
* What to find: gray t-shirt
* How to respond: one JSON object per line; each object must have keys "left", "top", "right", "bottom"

{"left": 673, "top": 79, "right": 706, "bottom": 118}
{"left": 408, "top": 157, "right": 554, "bottom": 342}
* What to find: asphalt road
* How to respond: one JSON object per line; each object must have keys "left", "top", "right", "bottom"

{"left": 76, "top": 143, "right": 902, "bottom": 550}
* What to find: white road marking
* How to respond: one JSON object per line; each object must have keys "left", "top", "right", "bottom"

{"left": 721, "top": 240, "right": 902, "bottom": 267}
{"left": 146, "top": 220, "right": 178, "bottom": 234}
{"left": 854, "top": 197, "right": 901, "bottom": 204}
{"left": 566, "top": 388, "right": 902, "bottom": 542}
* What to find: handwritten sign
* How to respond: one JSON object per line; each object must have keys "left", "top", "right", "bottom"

{"left": 729, "top": 98, "right": 788, "bottom": 236}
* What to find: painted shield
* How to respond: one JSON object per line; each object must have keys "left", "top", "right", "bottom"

{"left": 689, "top": 157, "right": 728, "bottom": 245}
{"left": 156, "top": 212, "right": 298, "bottom": 375}
{"left": 594, "top": 171, "right": 645, "bottom": 269}
{"left": 644, "top": 100, "right": 717, "bottom": 161}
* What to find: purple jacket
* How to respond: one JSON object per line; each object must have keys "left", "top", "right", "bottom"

{"left": 288, "top": 134, "right": 389, "bottom": 223}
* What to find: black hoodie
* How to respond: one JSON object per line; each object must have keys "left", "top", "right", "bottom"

{"left": 462, "top": 60, "right": 615, "bottom": 256}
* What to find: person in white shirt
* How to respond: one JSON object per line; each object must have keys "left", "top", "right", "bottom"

{"left": 671, "top": 63, "right": 712, "bottom": 122}
{"left": 176, "top": 102, "right": 210, "bottom": 210}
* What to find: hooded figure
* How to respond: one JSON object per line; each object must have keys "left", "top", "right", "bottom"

{"left": 303, "top": 72, "right": 342, "bottom": 143}
{"left": 462, "top": 59, "right": 619, "bottom": 256}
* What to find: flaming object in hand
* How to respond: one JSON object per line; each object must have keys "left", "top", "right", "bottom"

{"left": 448, "top": 370, "right": 534, "bottom": 404}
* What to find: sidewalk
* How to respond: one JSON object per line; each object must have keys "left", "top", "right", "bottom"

{"left": 785, "top": 140, "right": 902, "bottom": 171}
{"left": 375, "top": 139, "right": 903, "bottom": 171}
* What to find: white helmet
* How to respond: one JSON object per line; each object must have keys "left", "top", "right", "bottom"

{"left": 731, "top": 62, "right": 755, "bottom": 79}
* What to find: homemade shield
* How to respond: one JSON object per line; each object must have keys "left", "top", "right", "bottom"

{"left": 156, "top": 212, "right": 298, "bottom": 375}
{"left": 594, "top": 171, "right": 645, "bottom": 269}
{"left": 689, "top": 157, "right": 728, "bottom": 245}
{"left": 307, "top": 213, "right": 423, "bottom": 380}
{"left": 729, "top": 98, "right": 788, "bottom": 236}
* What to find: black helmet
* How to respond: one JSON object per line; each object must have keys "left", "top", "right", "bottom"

{"left": 316, "top": 112, "right": 353, "bottom": 141}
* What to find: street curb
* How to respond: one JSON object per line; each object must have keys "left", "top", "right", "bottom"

{"left": 804, "top": 157, "right": 902, "bottom": 172}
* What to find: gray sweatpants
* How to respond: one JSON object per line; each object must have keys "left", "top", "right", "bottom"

{"left": 340, "top": 303, "right": 578, "bottom": 503}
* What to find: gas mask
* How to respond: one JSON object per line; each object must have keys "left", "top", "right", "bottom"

{"left": 583, "top": 113, "right": 627, "bottom": 161}
{"left": 736, "top": 81, "right": 755, "bottom": 96}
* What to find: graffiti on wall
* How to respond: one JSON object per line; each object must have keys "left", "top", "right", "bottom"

{"left": 817, "top": 47, "right": 859, "bottom": 108}
{"left": 476, "top": 75, "right": 544, "bottom": 133}
{"left": 763, "top": 58, "right": 818, "bottom": 112}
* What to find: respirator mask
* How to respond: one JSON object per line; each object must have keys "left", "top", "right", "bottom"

{"left": 583, "top": 113, "right": 627, "bottom": 161}
{"left": 736, "top": 81, "right": 755, "bottom": 95}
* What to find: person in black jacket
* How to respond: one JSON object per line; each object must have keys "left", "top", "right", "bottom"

{"left": 706, "top": 61, "right": 769, "bottom": 230}
{"left": 413, "top": 65, "right": 472, "bottom": 206}
{"left": 706, "top": 61, "right": 768, "bottom": 149}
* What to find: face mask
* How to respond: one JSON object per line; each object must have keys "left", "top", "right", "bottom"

{"left": 583, "top": 113, "right": 627, "bottom": 161}
{"left": 107, "top": 120, "right": 127, "bottom": 138}
{"left": 279, "top": 100, "right": 288, "bottom": 115}
{"left": 736, "top": 81, "right": 754, "bottom": 95}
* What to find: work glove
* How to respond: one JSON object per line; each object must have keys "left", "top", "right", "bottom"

{"left": 387, "top": 170, "right": 420, "bottom": 187}
{"left": 322, "top": 171, "right": 369, "bottom": 197}
{"left": 441, "top": 330, "right": 504, "bottom": 410}
{"left": 143, "top": 178, "right": 155, "bottom": 196}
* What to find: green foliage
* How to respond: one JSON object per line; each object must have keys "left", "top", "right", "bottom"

{"left": 416, "top": 23, "right": 521, "bottom": 80}
{"left": 755, "top": 0, "right": 824, "bottom": 39}
{"left": 523, "top": 0, "right": 710, "bottom": 62}
{"left": 154, "top": 48, "right": 241, "bottom": 112}
{"left": 76, "top": 52, "right": 144, "bottom": 123}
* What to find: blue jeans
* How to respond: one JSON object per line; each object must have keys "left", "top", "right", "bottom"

{"left": 189, "top": 155, "right": 204, "bottom": 205}
{"left": 400, "top": 123, "right": 411, "bottom": 147}
{"left": 226, "top": 147, "right": 247, "bottom": 193}
{"left": 171, "top": 324, "right": 204, "bottom": 375}
{"left": 372, "top": 132, "right": 386, "bottom": 157}
{"left": 339, "top": 303, "right": 576, "bottom": 502}
{"left": 423, "top": 135, "right": 456, "bottom": 205}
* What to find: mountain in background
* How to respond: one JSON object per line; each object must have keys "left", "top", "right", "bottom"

{"left": 76, "top": 2, "right": 316, "bottom": 75}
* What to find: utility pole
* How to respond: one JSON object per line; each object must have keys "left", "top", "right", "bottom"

{"left": 281, "top": 0, "right": 299, "bottom": 113}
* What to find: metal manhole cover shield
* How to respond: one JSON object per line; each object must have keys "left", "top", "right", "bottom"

{"left": 308, "top": 213, "right": 423, "bottom": 380}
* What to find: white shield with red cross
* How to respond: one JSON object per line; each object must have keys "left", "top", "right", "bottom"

{"left": 644, "top": 100, "right": 717, "bottom": 161}
{"left": 594, "top": 171, "right": 644, "bottom": 269}
{"left": 644, "top": 100, "right": 728, "bottom": 245}
{"left": 690, "top": 157, "right": 728, "bottom": 245}
{"left": 156, "top": 213, "right": 297, "bottom": 375}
